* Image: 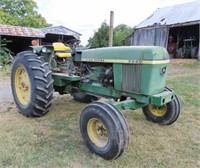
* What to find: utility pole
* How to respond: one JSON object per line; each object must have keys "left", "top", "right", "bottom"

{"left": 109, "top": 11, "right": 114, "bottom": 47}
{"left": 198, "top": 23, "right": 200, "bottom": 59}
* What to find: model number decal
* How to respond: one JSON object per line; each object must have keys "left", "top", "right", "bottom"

{"left": 85, "top": 58, "right": 105, "bottom": 62}
{"left": 81, "top": 58, "right": 169, "bottom": 64}
{"left": 82, "top": 58, "right": 142, "bottom": 64}
{"left": 128, "top": 60, "right": 142, "bottom": 64}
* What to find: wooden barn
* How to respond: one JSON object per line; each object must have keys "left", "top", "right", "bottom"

{"left": 131, "top": 0, "right": 200, "bottom": 59}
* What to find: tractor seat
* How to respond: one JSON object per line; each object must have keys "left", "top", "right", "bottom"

{"left": 53, "top": 42, "right": 72, "bottom": 58}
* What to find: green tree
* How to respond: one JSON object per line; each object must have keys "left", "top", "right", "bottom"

{"left": 0, "top": 0, "right": 49, "bottom": 28}
{"left": 87, "top": 21, "right": 109, "bottom": 48}
{"left": 113, "top": 24, "right": 134, "bottom": 46}
{"left": 87, "top": 21, "right": 134, "bottom": 48}
{"left": 0, "top": 38, "right": 13, "bottom": 65}
{"left": 0, "top": 8, "right": 18, "bottom": 25}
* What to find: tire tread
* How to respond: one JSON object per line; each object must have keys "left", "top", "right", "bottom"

{"left": 11, "top": 52, "right": 54, "bottom": 117}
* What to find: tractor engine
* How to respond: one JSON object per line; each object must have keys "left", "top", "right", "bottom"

{"left": 77, "top": 63, "right": 113, "bottom": 87}
{"left": 78, "top": 46, "right": 169, "bottom": 96}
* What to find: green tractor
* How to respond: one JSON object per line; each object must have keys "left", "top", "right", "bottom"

{"left": 11, "top": 42, "right": 181, "bottom": 160}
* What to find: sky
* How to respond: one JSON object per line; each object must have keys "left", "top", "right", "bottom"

{"left": 35, "top": 0, "right": 196, "bottom": 46}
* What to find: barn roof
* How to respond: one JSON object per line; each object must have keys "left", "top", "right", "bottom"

{"left": 0, "top": 24, "right": 45, "bottom": 38}
{"left": 41, "top": 26, "right": 81, "bottom": 40}
{"left": 0, "top": 25, "right": 81, "bottom": 40}
{"left": 136, "top": 0, "right": 200, "bottom": 29}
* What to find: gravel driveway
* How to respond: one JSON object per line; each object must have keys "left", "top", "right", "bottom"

{"left": 0, "top": 73, "right": 16, "bottom": 113}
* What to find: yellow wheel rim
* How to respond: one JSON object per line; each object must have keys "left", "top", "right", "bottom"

{"left": 14, "top": 67, "right": 31, "bottom": 105}
{"left": 87, "top": 118, "right": 108, "bottom": 148}
{"left": 149, "top": 104, "right": 167, "bottom": 117}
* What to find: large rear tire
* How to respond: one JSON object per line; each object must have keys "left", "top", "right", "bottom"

{"left": 80, "top": 101, "right": 129, "bottom": 160}
{"left": 11, "top": 51, "right": 54, "bottom": 117}
{"left": 191, "top": 47, "right": 198, "bottom": 59}
{"left": 142, "top": 87, "right": 181, "bottom": 125}
{"left": 177, "top": 48, "right": 183, "bottom": 58}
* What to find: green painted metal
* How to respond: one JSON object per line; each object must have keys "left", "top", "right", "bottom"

{"left": 79, "top": 83, "right": 122, "bottom": 98}
{"left": 74, "top": 51, "right": 82, "bottom": 61}
{"left": 80, "top": 46, "right": 170, "bottom": 95}
{"left": 125, "top": 92, "right": 150, "bottom": 105}
{"left": 63, "top": 85, "right": 73, "bottom": 94}
{"left": 113, "top": 64, "right": 122, "bottom": 90}
{"left": 52, "top": 73, "right": 81, "bottom": 87}
{"left": 88, "top": 66, "right": 106, "bottom": 81}
{"left": 78, "top": 83, "right": 175, "bottom": 108}
{"left": 81, "top": 46, "right": 169, "bottom": 61}
{"left": 140, "top": 64, "right": 168, "bottom": 95}
{"left": 49, "top": 45, "right": 176, "bottom": 111}
{"left": 113, "top": 63, "right": 169, "bottom": 95}
{"left": 108, "top": 99, "right": 145, "bottom": 110}
{"left": 150, "top": 90, "right": 175, "bottom": 106}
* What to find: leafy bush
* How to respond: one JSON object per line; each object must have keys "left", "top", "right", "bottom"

{"left": 0, "top": 64, "right": 11, "bottom": 73}
{"left": 0, "top": 38, "right": 13, "bottom": 66}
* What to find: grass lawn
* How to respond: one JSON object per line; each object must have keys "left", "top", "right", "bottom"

{"left": 0, "top": 60, "right": 199, "bottom": 168}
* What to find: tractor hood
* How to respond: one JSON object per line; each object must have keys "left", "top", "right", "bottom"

{"left": 81, "top": 46, "right": 169, "bottom": 64}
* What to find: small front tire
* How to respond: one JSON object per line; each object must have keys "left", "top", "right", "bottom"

{"left": 80, "top": 101, "right": 129, "bottom": 160}
{"left": 142, "top": 87, "right": 181, "bottom": 125}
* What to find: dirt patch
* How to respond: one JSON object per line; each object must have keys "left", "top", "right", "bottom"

{"left": 168, "top": 59, "right": 200, "bottom": 76}
{"left": 170, "top": 59, "right": 197, "bottom": 64}
{"left": 0, "top": 73, "right": 16, "bottom": 113}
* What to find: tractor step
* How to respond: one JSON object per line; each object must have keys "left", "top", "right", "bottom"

{"left": 52, "top": 73, "right": 81, "bottom": 81}
{"left": 52, "top": 73, "right": 81, "bottom": 87}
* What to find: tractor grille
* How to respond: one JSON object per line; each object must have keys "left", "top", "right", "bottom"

{"left": 122, "top": 64, "right": 141, "bottom": 93}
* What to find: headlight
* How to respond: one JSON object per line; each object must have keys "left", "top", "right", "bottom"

{"left": 32, "top": 49, "right": 37, "bottom": 54}
{"left": 42, "top": 47, "right": 47, "bottom": 52}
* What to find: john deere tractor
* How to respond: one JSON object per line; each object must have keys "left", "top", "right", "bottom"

{"left": 11, "top": 42, "right": 181, "bottom": 160}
